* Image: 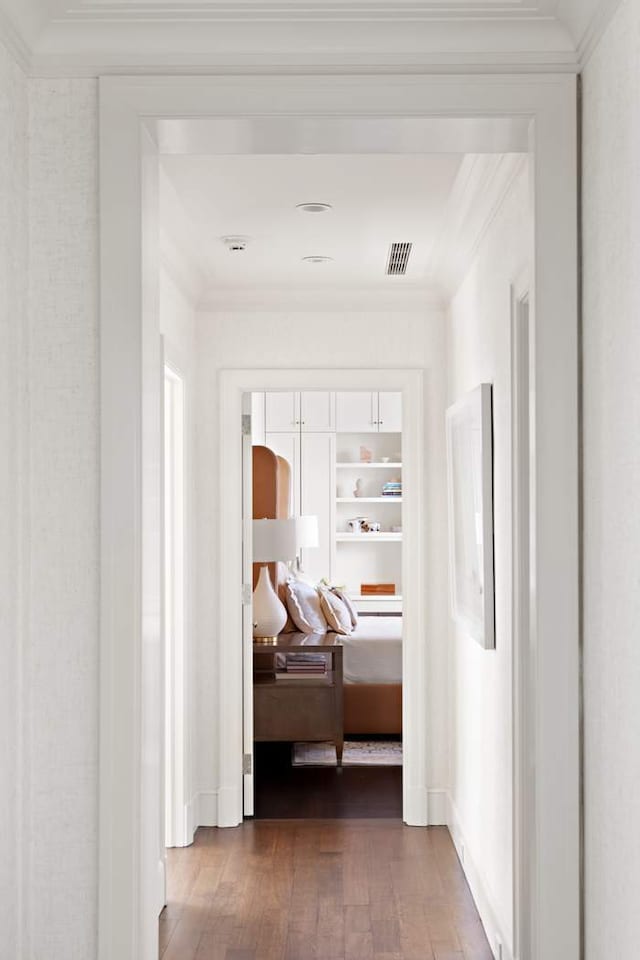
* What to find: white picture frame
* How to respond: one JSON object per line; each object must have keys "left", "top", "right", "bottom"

{"left": 446, "top": 383, "right": 495, "bottom": 649}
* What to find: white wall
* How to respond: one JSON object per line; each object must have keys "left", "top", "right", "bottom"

{"left": 0, "top": 38, "right": 27, "bottom": 960}
{"left": 195, "top": 305, "right": 450, "bottom": 804}
{"left": 25, "top": 77, "right": 99, "bottom": 959}
{"left": 582, "top": 3, "right": 640, "bottom": 956}
{"left": 446, "top": 161, "right": 530, "bottom": 957}
{"left": 159, "top": 252, "right": 199, "bottom": 839}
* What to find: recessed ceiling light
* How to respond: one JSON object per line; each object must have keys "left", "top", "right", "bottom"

{"left": 302, "top": 256, "right": 334, "bottom": 265}
{"left": 296, "top": 203, "right": 333, "bottom": 214}
{"left": 221, "top": 235, "right": 250, "bottom": 252}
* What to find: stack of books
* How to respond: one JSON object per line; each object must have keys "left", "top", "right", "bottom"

{"left": 277, "top": 653, "right": 327, "bottom": 678}
{"left": 381, "top": 480, "right": 402, "bottom": 497}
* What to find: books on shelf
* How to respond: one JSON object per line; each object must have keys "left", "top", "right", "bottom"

{"left": 381, "top": 480, "right": 402, "bottom": 497}
{"left": 278, "top": 653, "right": 328, "bottom": 677}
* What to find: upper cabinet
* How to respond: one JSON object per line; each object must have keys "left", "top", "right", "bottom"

{"left": 335, "top": 391, "right": 402, "bottom": 433}
{"left": 265, "top": 391, "right": 335, "bottom": 432}
{"left": 265, "top": 392, "right": 298, "bottom": 432}
{"left": 377, "top": 392, "right": 403, "bottom": 432}
{"left": 335, "top": 392, "right": 377, "bottom": 432}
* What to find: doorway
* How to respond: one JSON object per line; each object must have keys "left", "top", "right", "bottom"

{"left": 247, "top": 387, "right": 405, "bottom": 820}
{"left": 99, "top": 76, "right": 580, "bottom": 960}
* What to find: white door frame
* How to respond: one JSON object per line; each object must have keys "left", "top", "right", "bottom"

{"left": 99, "top": 74, "right": 579, "bottom": 960}
{"left": 224, "top": 370, "right": 425, "bottom": 829}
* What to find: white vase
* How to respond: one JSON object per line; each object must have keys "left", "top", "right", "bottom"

{"left": 252, "top": 564, "right": 287, "bottom": 642}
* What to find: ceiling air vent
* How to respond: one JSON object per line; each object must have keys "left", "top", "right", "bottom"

{"left": 386, "top": 242, "right": 413, "bottom": 276}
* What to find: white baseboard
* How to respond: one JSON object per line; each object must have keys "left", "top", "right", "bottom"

{"left": 194, "top": 790, "right": 219, "bottom": 828}
{"left": 446, "top": 794, "right": 513, "bottom": 960}
{"left": 215, "top": 785, "right": 243, "bottom": 828}
{"left": 427, "top": 789, "right": 448, "bottom": 825}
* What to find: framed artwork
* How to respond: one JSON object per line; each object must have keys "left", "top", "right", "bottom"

{"left": 445, "top": 383, "right": 495, "bottom": 649}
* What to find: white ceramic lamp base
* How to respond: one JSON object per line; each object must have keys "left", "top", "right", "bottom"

{"left": 253, "top": 565, "right": 287, "bottom": 643}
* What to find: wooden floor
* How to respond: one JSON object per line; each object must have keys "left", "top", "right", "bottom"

{"left": 254, "top": 742, "right": 403, "bottom": 819}
{"left": 160, "top": 821, "right": 492, "bottom": 960}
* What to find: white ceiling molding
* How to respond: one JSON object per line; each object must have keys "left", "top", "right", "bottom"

{"left": 426, "top": 152, "right": 527, "bottom": 298}
{"left": 197, "top": 283, "right": 446, "bottom": 313}
{"left": 0, "top": 6, "right": 30, "bottom": 72}
{"left": 0, "top": 0, "right": 624, "bottom": 76}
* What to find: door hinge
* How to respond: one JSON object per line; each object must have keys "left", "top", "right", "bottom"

{"left": 242, "top": 413, "right": 252, "bottom": 436}
{"left": 243, "top": 753, "right": 252, "bottom": 775}
{"left": 242, "top": 583, "right": 253, "bottom": 605}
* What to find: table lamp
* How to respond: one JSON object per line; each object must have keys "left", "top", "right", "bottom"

{"left": 252, "top": 518, "right": 298, "bottom": 643}
{"left": 295, "top": 515, "right": 319, "bottom": 573}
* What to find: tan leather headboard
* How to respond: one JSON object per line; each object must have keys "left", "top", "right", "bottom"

{"left": 252, "top": 445, "right": 292, "bottom": 595}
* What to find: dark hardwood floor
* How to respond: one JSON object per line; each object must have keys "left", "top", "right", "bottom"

{"left": 253, "top": 741, "right": 403, "bottom": 819}
{"left": 160, "top": 821, "right": 493, "bottom": 959}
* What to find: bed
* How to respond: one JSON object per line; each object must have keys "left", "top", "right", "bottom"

{"left": 340, "top": 615, "right": 402, "bottom": 735}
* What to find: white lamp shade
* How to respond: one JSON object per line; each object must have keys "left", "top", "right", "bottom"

{"left": 296, "top": 515, "right": 319, "bottom": 549}
{"left": 252, "top": 517, "right": 298, "bottom": 562}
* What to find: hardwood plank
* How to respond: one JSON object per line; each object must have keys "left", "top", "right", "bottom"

{"left": 161, "top": 824, "right": 492, "bottom": 960}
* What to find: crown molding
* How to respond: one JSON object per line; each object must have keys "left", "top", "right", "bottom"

{"left": 427, "top": 152, "right": 526, "bottom": 298}
{"left": 197, "top": 283, "right": 446, "bottom": 312}
{"left": 576, "top": 0, "right": 623, "bottom": 66}
{"left": 0, "top": 7, "right": 31, "bottom": 73}
{"left": 0, "top": 0, "right": 623, "bottom": 76}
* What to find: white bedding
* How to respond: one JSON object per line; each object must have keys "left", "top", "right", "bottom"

{"left": 340, "top": 616, "right": 402, "bottom": 685}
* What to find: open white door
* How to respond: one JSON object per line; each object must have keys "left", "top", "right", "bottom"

{"left": 242, "top": 394, "right": 255, "bottom": 815}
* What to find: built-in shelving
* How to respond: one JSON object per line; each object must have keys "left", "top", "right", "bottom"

{"left": 335, "top": 532, "right": 402, "bottom": 542}
{"left": 336, "top": 496, "right": 402, "bottom": 504}
{"left": 336, "top": 461, "right": 402, "bottom": 469}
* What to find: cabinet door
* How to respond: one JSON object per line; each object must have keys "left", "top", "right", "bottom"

{"left": 300, "top": 432, "right": 335, "bottom": 584}
{"left": 300, "top": 391, "right": 335, "bottom": 432}
{"left": 265, "top": 432, "right": 300, "bottom": 516}
{"left": 265, "top": 392, "right": 299, "bottom": 432}
{"left": 377, "top": 392, "right": 403, "bottom": 432}
{"left": 335, "top": 391, "right": 377, "bottom": 432}
{"left": 251, "top": 392, "right": 266, "bottom": 445}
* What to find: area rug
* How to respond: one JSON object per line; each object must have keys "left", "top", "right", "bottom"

{"left": 292, "top": 740, "right": 402, "bottom": 767}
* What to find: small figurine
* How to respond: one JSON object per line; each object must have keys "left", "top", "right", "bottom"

{"left": 353, "top": 478, "right": 363, "bottom": 498}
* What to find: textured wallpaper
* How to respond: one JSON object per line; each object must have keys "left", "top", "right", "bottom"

{"left": 582, "top": 1, "right": 640, "bottom": 956}
{"left": 0, "top": 38, "right": 27, "bottom": 960}
{"left": 26, "top": 78, "right": 99, "bottom": 959}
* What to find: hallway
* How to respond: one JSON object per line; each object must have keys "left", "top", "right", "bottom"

{"left": 160, "top": 821, "right": 492, "bottom": 959}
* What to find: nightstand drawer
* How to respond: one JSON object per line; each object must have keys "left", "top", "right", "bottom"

{"left": 254, "top": 684, "right": 338, "bottom": 742}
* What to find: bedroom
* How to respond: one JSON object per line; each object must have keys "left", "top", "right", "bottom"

{"left": 158, "top": 137, "right": 533, "bottom": 955}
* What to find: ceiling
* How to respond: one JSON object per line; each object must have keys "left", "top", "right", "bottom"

{"left": 160, "top": 153, "right": 463, "bottom": 293}
{"left": 0, "top": 0, "right": 622, "bottom": 74}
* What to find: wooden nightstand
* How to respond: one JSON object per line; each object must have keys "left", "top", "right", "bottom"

{"left": 253, "top": 632, "right": 344, "bottom": 766}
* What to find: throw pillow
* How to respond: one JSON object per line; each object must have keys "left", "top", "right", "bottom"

{"left": 319, "top": 588, "right": 353, "bottom": 636}
{"left": 285, "top": 579, "right": 327, "bottom": 634}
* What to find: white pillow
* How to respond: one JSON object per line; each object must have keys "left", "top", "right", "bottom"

{"left": 331, "top": 587, "right": 358, "bottom": 629}
{"left": 285, "top": 579, "right": 327, "bottom": 634}
{"left": 319, "top": 588, "right": 353, "bottom": 636}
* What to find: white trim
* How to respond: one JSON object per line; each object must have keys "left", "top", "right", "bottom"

{"left": 198, "top": 284, "right": 446, "bottom": 312}
{"left": 218, "top": 367, "right": 426, "bottom": 829}
{"left": 447, "top": 793, "right": 514, "bottom": 960}
{"left": 511, "top": 280, "right": 534, "bottom": 960}
{"left": 0, "top": 7, "right": 31, "bottom": 73}
{"left": 194, "top": 791, "right": 219, "bottom": 828}
{"left": 427, "top": 789, "right": 448, "bottom": 826}
{"left": 99, "top": 74, "right": 579, "bottom": 960}
{"left": 0, "top": 0, "right": 622, "bottom": 76}
{"left": 429, "top": 154, "right": 528, "bottom": 299}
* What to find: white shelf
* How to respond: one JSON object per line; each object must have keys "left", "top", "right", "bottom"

{"left": 335, "top": 532, "right": 402, "bottom": 542}
{"left": 336, "top": 496, "right": 402, "bottom": 503}
{"left": 336, "top": 461, "right": 402, "bottom": 469}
